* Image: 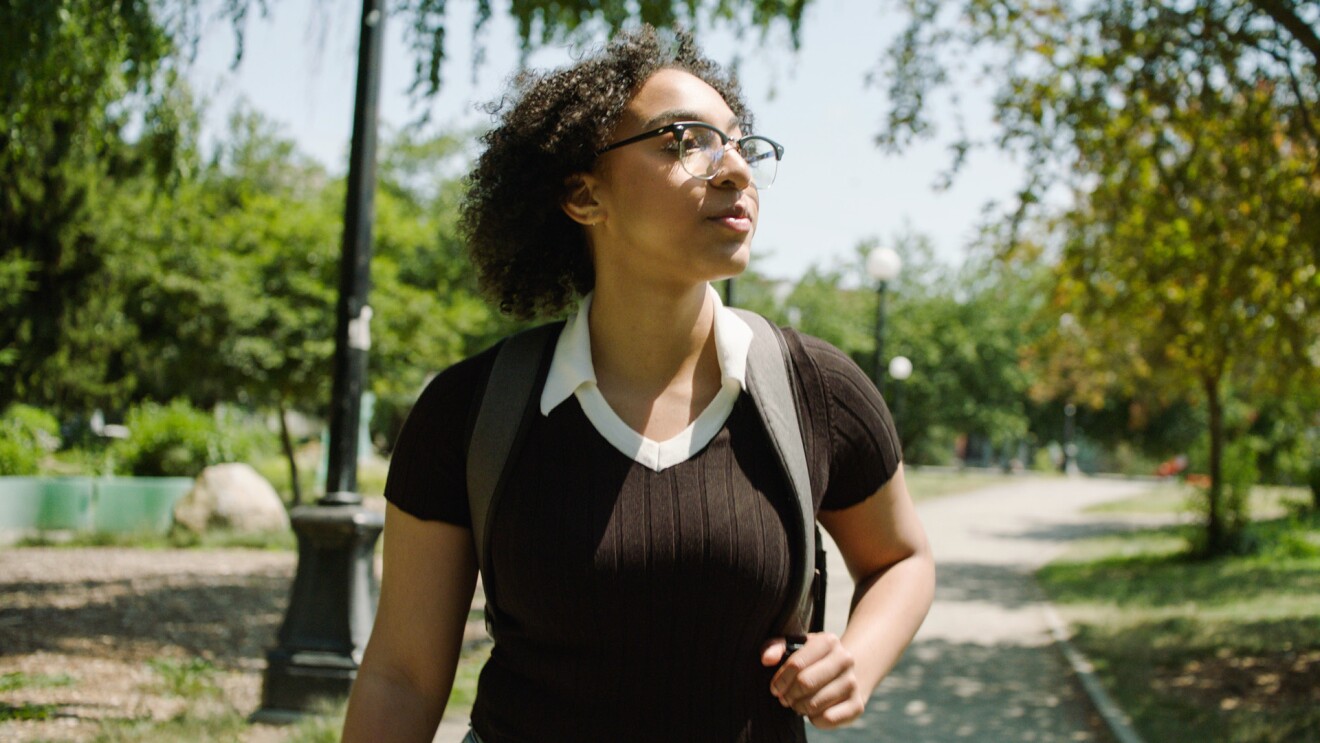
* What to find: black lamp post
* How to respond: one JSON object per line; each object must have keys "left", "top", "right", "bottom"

{"left": 888, "top": 355, "right": 913, "bottom": 442}
{"left": 1062, "top": 402, "right": 1079, "bottom": 475}
{"left": 866, "top": 247, "right": 902, "bottom": 397}
{"left": 255, "top": 0, "right": 386, "bottom": 721}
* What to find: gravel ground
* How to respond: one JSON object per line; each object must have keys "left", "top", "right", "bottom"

{"left": 1, "top": 547, "right": 300, "bottom": 742}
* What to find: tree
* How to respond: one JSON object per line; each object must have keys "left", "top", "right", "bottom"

{"left": 877, "top": 0, "right": 1320, "bottom": 551}
{"left": 739, "top": 235, "right": 1045, "bottom": 467}
{"left": 1, "top": 0, "right": 816, "bottom": 410}
{"left": 1, "top": 0, "right": 182, "bottom": 411}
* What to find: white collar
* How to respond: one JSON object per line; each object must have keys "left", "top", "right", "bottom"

{"left": 537, "top": 285, "right": 753, "bottom": 472}
{"left": 539, "top": 284, "right": 752, "bottom": 416}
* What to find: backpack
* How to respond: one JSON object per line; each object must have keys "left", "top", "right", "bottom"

{"left": 465, "top": 309, "right": 826, "bottom": 642}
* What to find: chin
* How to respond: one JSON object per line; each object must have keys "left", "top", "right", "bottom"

{"left": 712, "top": 242, "right": 752, "bottom": 280}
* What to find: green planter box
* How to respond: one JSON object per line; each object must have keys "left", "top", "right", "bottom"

{"left": 0, "top": 476, "right": 194, "bottom": 534}
{"left": 0, "top": 477, "right": 47, "bottom": 529}
{"left": 38, "top": 478, "right": 95, "bottom": 530}
{"left": 93, "top": 478, "right": 194, "bottom": 534}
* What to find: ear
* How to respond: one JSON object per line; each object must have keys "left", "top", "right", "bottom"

{"left": 561, "top": 173, "right": 605, "bottom": 227}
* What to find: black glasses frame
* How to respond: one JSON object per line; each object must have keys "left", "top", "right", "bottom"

{"left": 596, "top": 121, "right": 785, "bottom": 182}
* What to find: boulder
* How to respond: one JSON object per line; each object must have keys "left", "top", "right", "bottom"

{"left": 174, "top": 463, "right": 290, "bottom": 534}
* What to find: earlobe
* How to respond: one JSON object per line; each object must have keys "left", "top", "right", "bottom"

{"left": 561, "top": 174, "right": 605, "bottom": 226}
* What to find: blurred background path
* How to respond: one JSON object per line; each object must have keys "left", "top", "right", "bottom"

{"left": 812, "top": 474, "right": 1155, "bottom": 742}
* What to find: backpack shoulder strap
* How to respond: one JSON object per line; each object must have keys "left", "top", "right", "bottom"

{"left": 730, "top": 308, "right": 817, "bottom": 639}
{"left": 467, "top": 323, "right": 561, "bottom": 580}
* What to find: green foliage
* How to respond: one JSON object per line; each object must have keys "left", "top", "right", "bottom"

{"left": 1223, "top": 438, "right": 1262, "bottom": 539}
{"left": 1, "top": 0, "right": 187, "bottom": 412}
{"left": 111, "top": 400, "right": 217, "bottom": 477}
{"left": 0, "top": 403, "right": 60, "bottom": 474}
{"left": 109, "top": 400, "right": 267, "bottom": 477}
{"left": 0, "top": 671, "right": 75, "bottom": 692}
{"left": 0, "top": 702, "right": 59, "bottom": 721}
{"left": 92, "top": 710, "right": 249, "bottom": 742}
{"left": 282, "top": 697, "right": 350, "bottom": 743}
{"left": 145, "top": 657, "right": 220, "bottom": 700}
{"left": 17, "top": 525, "right": 296, "bottom": 551}
{"left": 880, "top": 0, "right": 1320, "bottom": 550}
{"left": 743, "top": 233, "right": 1045, "bottom": 465}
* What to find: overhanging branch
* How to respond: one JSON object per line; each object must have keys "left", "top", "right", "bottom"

{"left": 1251, "top": 0, "right": 1320, "bottom": 68}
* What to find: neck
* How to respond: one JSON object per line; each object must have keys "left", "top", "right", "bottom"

{"left": 587, "top": 277, "right": 716, "bottom": 395}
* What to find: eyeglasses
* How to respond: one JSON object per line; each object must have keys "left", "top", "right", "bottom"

{"left": 597, "top": 121, "right": 785, "bottom": 188}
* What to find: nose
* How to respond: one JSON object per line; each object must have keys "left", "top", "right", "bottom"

{"left": 711, "top": 142, "right": 755, "bottom": 190}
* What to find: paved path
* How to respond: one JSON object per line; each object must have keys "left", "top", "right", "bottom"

{"left": 811, "top": 475, "right": 1154, "bottom": 742}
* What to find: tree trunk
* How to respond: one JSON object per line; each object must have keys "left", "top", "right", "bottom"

{"left": 277, "top": 398, "right": 302, "bottom": 507}
{"left": 1204, "top": 374, "right": 1225, "bottom": 554}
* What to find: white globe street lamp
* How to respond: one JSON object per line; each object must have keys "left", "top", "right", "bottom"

{"left": 888, "top": 355, "right": 913, "bottom": 381}
{"left": 867, "top": 246, "right": 903, "bottom": 282}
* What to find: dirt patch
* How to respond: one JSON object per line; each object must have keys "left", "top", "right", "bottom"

{"left": 0, "top": 547, "right": 296, "bottom": 741}
{"left": 1153, "top": 648, "right": 1320, "bottom": 713}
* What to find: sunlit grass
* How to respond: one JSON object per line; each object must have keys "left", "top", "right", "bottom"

{"left": 1040, "top": 504, "right": 1320, "bottom": 742}
{"left": 0, "top": 670, "right": 75, "bottom": 692}
{"left": 92, "top": 710, "right": 250, "bottom": 742}
{"left": 904, "top": 468, "right": 1017, "bottom": 500}
{"left": 447, "top": 640, "right": 493, "bottom": 716}
{"left": 17, "top": 526, "right": 296, "bottom": 551}
{"left": 1086, "top": 482, "right": 1309, "bottom": 520}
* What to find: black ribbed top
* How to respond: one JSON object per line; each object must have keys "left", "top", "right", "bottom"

{"left": 385, "top": 329, "right": 901, "bottom": 743}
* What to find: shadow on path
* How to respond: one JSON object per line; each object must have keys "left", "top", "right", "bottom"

{"left": 811, "top": 638, "right": 1109, "bottom": 742}
{"left": 0, "top": 573, "right": 290, "bottom": 669}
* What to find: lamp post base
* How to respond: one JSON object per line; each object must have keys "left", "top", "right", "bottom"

{"left": 254, "top": 502, "right": 383, "bottom": 722}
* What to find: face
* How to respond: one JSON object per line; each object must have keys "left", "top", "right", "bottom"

{"left": 566, "top": 68, "right": 760, "bottom": 291}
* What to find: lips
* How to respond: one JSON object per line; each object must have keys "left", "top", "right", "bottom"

{"left": 709, "top": 205, "right": 749, "bottom": 220}
{"left": 707, "top": 204, "right": 754, "bottom": 233}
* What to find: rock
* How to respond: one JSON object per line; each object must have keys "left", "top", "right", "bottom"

{"left": 174, "top": 463, "right": 290, "bottom": 534}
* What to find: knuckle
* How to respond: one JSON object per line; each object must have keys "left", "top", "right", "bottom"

{"left": 828, "top": 700, "right": 863, "bottom": 726}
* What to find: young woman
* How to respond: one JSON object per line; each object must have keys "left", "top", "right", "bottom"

{"left": 342, "top": 27, "right": 934, "bottom": 743}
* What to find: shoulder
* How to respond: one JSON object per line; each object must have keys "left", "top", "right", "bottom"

{"left": 382, "top": 342, "right": 504, "bottom": 526}
{"left": 410, "top": 342, "right": 503, "bottom": 423}
{"left": 779, "top": 328, "right": 902, "bottom": 511}
{"left": 781, "top": 329, "right": 876, "bottom": 406}
{"left": 385, "top": 324, "right": 565, "bottom": 525}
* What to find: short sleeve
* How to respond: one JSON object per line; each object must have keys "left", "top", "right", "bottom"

{"left": 787, "top": 331, "right": 902, "bottom": 512}
{"left": 383, "top": 346, "right": 499, "bottom": 527}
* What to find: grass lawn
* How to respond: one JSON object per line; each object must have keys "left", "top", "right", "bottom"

{"left": 1039, "top": 485, "right": 1320, "bottom": 742}
{"left": 903, "top": 468, "right": 1025, "bottom": 500}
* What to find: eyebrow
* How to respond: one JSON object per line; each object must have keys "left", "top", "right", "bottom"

{"left": 639, "top": 109, "right": 743, "bottom": 133}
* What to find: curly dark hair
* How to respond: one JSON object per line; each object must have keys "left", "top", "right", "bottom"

{"left": 459, "top": 26, "right": 750, "bottom": 320}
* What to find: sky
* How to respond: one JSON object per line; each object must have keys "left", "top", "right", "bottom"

{"left": 189, "top": 0, "right": 1025, "bottom": 281}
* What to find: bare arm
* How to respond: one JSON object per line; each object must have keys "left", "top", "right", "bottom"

{"left": 763, "top": 463, "right": 935, "bottom": 728}
{"left": 342, "top": 503, "right": 478, "bottom": 742}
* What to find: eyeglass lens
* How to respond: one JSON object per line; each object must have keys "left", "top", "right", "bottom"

{"left": 678, "top": 128, "right": 779, "bottom": 187}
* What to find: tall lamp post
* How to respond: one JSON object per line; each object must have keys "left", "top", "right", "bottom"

{"left": 1062, "top": 402, "right": 1080, "bottom": 475}
{"left": 867, "top": 247, "right": 903, "bottom": 397}
{"left": 1057, "top": 313, "right": 1082, "bottom": 476}
{"left": 888, "top": 355, "right": 913, "bottom": 451}
{"left": 256, "top": 0, "right": 386, "bottom": 721}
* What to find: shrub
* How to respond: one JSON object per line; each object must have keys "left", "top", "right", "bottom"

{"left": 1222, "top": 436, "right": 1261, "bottom": 537}
{"left": 111, "top": 401, "right": 218, "bottom": 477}
{"left": 0, "top": 404, "right": 60, "bottom": 475}
{"left": 110, "top": 400, "right": 274, "bottom": 478}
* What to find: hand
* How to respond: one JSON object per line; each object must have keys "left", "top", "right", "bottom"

{"left": 760, "top": 633, "right": 865, "bottom": 729}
